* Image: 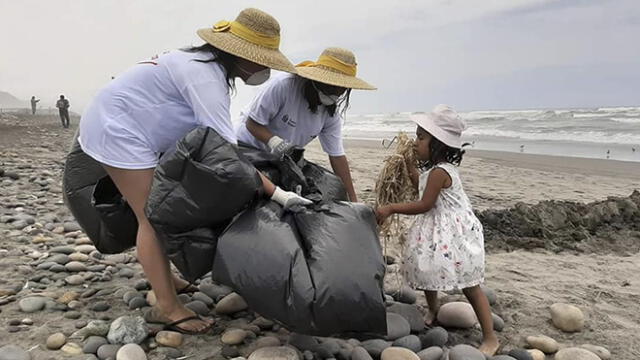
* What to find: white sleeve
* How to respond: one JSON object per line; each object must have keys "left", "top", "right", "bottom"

{"left": 180, "top": 80, "right": 235, "bottom": 144}
{"left": 319, "top": 115, "right": 345, "bottom": 157}
{"left": 245, "top": 77, "right": 287, "bottom": 126}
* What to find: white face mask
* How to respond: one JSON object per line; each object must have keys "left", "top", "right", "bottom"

{"left": 312, "top": 81, "right": 340, "bottom": 105}
{"left": 237, "top": 64, "right": 271, "bottom": 86}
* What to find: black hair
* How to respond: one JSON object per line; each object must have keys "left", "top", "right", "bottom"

{"left": 302, "top": 79, "right": 352, "bottom": 118}
{"left": 183, "top": 43, "right": 237, "bottom": 93}
{"left": 419, "top": 127, "right": 468, "bottom": 169}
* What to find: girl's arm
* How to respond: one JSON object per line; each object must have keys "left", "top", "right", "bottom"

{"left": 376, "top": 168, "right": 451, "bottom": 224}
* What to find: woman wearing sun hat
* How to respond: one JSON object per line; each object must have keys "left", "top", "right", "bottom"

{"left": 74, "top": 8, "right": 309, "bottom": 334}
{"left": 236, "top": 47, "right": 376, "bottom": 202}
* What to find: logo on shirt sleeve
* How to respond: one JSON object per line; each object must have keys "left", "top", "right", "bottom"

{"left": 281, "top": 114, "right": 296, "bottom": 127}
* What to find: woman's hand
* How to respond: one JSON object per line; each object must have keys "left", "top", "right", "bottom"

{"left": 375, "top": 205, "right": 394, "bottom": 225}
{"left": 271, "top": 186, "right": 313, "bottom": 210}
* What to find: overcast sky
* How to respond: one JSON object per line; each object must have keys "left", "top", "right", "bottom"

{"left": 1, "top": 0, "right": 639, "bottom": 116}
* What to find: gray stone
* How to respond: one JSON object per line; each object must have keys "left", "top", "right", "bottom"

{"left": 491, "top": 356, "right": 517, "bottom": 360}
{"left": 37, "top": 261, "right": 57, "bottom": 270}
{"left": 492, "top": 313, "right": 505, "bottom": 332}
{"left": 580, "top": 344, "right": 611, "bottom": 360}
{"left": 18, "top": 296, "right": 46, "bottom": 313}
{"left": 116, "top": 343, "right": 147, "bottom": 360}
{"left": 555, "top": 348, "right": 600, "bottom": 360}
{"left": 64, "top": 311, "right": 82, "bottom": 319}
{"left": 83, "top": 336, "right": 109, "bottom": 354}
{"left": 507, "top": 349, "right": 534, "bottom": 360}
{"left": 65, "top": 274, "right": 85, "bottom": 285}
{"left": 387, "top": 302, "right": 426, "bottom": 332}
{"left": 386, "top": 312, "right": 411, "bottom": 340}
{"left": 351, "top": 347, "right": 374, "bottom": 360}
{"left": 361, "top": 339, "right": 391, "bottom": 358}
{"left": 128, "top": 297, "right": 148, "bottom": 310}
{"left": 481, "top": 285, "right": 498, "bottom": 306}
{"left": 388, "top": 286, "right": 417, "bottom": 304}
{"left": 73, "top": 320, "right": 111, "bottom": 339}
{"left": 63, "top": 222, "right": 82, "bottom": 232}
{"left": 314, "top": 339, "right": 340, "bottom": 358}
{"left": 107, "top": 316, "right": 149, "bottom": 344}
{"left": 192, "top": 292, "right": 214, "bottom": 306}
{"left": 199, "top": 283, "right": 233, "bottom": 301}
{"left": 525, "top": 335, "right": 558, "bottom": 354}
{"left": 92, "top": 301, "right": 111, "bottom": 312}
{"left": 550, "top": 303, "right": 585, "bottom": 332}
{"left": 50, "top": 264, "right": 66, "bottom": 272}
{"left": 122, "top": 290, "right": 141, "bottom": 304}
{"left": 216, "top": 292, "right": 248, "bottom": 314}
{"left": 437, "top": 302, "right": 478, "bottom": 328}
{"left": 288, "top": 333, "right": 319, "bottom": 351}
{"left": 65, "top": 261, "right": 88, "bottom": 272}
{"left": 392, "top": 335, "right": 422, "bottom": 352}
{"left": 50, "top": 246, "right": 75, "bottom": 254}
{"left": 419, "top": 327, "right": 448, "bottom": 348}
{"left": 248, "top": 346, "right": 299, "bottom": 360}
{"left": 417, "top": 347, "right": 444, "bottom": 360}
{"left": 381, "top": 347, "right": 420, "bottom": 360}
{"left": 0, "top": 345, "right": 31, "bottom": 360}
{"left": 118, "top": 268, "right": 135, "bottom": 278}
{"left": 185, "top": 300, "right": 209, "bottom": 316}
{"left": 97, "top": 344, "right": 122, "bottom": 360}
{"left": 46, "top": 332, "right": 68, "bottom": 350}
{"left": 133, "top": 280, "right": 150, "bottom": 291}
{"left": 49, "top": 253, "right": 71, "bottom": 264}
{"left": 449, "top": 344, "right": 485, "bottom": 360}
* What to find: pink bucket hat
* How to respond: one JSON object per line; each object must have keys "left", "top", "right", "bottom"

{"left": 410, "top": 104, "right": 467, "bottom": 149}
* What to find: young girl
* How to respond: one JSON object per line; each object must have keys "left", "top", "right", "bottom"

{"left": 376, "top": 104, "right": 499, "bottom": 355}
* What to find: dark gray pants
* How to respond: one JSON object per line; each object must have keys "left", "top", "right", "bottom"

{"left": 59, "top": 109, "right": 70, "bottom": 128}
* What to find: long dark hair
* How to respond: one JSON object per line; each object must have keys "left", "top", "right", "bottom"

{"left": 183, "top": 43, "right": 237, "bottom": 93}
{"left": 302, "top": 79, "right": 352, "bottom": 118}
{"left": 423, "top": 132, "right": 468, "bottom": 169}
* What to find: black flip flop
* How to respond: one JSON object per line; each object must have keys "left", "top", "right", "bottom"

{"left": 164, "top": 315, "right": 213, "bottom": 335}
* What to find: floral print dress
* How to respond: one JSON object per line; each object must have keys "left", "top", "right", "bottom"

{"left": 402, "top": 162, "right": 485, "bottom": 291}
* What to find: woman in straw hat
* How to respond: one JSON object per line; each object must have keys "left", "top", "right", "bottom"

{"left": 236, "top": 47, "right": 376, "bottom": 202}
{"left": 75, "top": 8, "right": 311, "bottom": 334}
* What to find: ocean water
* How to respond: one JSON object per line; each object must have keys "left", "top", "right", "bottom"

{"left": 343, "top": 106, "right": 640, "bottom": 162}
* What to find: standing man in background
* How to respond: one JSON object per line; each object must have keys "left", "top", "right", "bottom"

{"left": 56, "top": 95, "right": 70, "bottom": 128}
{"left": 30, "top": 96, "right": 40, "bottom": 115}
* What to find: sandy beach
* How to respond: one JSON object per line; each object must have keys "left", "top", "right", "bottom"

{"left": 1, "top": 114, "right": 639, "bottom": 359}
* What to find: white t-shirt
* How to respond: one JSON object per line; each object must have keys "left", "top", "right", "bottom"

{"left": 235, "top": 72, "right": 345, "bottom": 157}
{"left": 78, "top": 49, "right": 234, "bottom": 169}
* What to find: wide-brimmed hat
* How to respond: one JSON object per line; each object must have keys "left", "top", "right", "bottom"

{"left": 295, "top": 47, "right": 376, "bottom": 90}
{"left": 196, "top": 8, "right": 296, "bottom": 73}
{"left": 411, "top": 104, "right": 467, "bottom": 149}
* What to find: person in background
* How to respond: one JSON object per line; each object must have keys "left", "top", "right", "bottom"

{"left": 56, "top": 95, "right": 70, "bottom": 128}
{"left": 30, "top": 96, "right": 40, "bottom": 115}
{"left": 236, "top": 47, "right": 376, "bottom": 202}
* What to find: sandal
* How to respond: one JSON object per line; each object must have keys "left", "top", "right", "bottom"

{"left": 176, "top": 283, "right": 199, "bottom": 294}
{"left": 144, "top": 307, "right": 213, "bottom": 335}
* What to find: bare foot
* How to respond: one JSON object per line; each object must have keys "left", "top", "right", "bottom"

{"left": 425, "top": 309, "right": 438, "bottom": 326}
{"left": 478, "top": 335, "right": 500, "bottom": 356}
{"left": 149, "top": 305, "right": 213, "bottom": 334}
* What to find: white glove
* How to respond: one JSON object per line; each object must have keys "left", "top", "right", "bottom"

{"left": 268, "top": 136, "right": 295, "bottom": 157}
{"left": 271, "top": 186, "right": 313, "bottom": 210}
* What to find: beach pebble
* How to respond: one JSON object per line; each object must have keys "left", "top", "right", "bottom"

{"left": 146, "top": 290, "right": 157, "bottom": 306}
{"left": 525, "top": 335, "right": 559, "bottom": 353}
{"left": 361, "top": 339, "right": 391, "bottom": 358}
{"left": 387, "top": 302, "right": 425, "bottom": 332}
{"left": 314, "top": 339, "right": 340, "bottom": 358}
{"left": 255, "top": 336, "right": 281, "bottom": 349}
{"left": 253, "top": 316, "right": 275, "bottom": 330}
{"left": 507, "top": 349, "right": 534, "bottom": 360}
{"left": 73, "top": 320, "right": 110, "bottom": 339}
{"left": 118, "top": 268, "right": 135, "bottom": 278}
{"left": 65, "top": 261, "right": 87, "bottom": 272}
{"left": 199, "top": 283, "right": 233, "bottom": 300}
{"left": 116, "top": 343, "right": 147, "bottom": 360}
{"left": 20, "top": 318, "right": 33, "bottom": 325}
{"left": 222, "top": 329, "right": 247, "bottom": 345}
{"left": 155, "top": 330, "right": 183, "bottom": 348}
{"left": 351, "top": 346, "right": 374, "bottom": 360}
{"left": 123, "top": 290, "right": 141, "bottom": 304}
{"left": 550, "top": 303, "right": 585, "bottom": 332}
{"left": 185, "top": 300, "right": 209, "bottom": 316}
{"left": 216, "top": 292, "right": 248, "bottom": 314}
{"left": 133, "top": 279, "right": 150, "bottom": 291}
{"left": 248, "top": 346, "right": 299, "bottom": 360}
{"left": 50, "top": 246, "right": 75, "bottom": 254}
{"left": 580, "top": 344, "right": 611, "bottom": 360}
{"left": 69, "top": 252, "right": 89, "bottom": 262}
{"left": 57, "top": 291, "right": 80, "bottom": 304}
{"left": 437, "top": 302, "right": 478, "bottom": 328}
{"left": 92, "top": 301, "right": 111, "bottom": 312}
{"left": 107, "top": 316, "right": 149, "bottom": 345}
{"left": 555, "top": 347, "right": 601, "bottom": 360}
{"left": 75, "top": 244, "right": 97, "bottom": 254}
{"left": 481, "top": 285, "right": 498, "bottom": 305}
{"left": 288, "top": 333, "right": 318, "bottom": 351}
{"left": 61, "top": 342, "right": 84, "bottom": 355}
{"left": 128, "top": 297, "right": 147, "bottom": 310}
{"left": 388, "top": 286, "right": 417, "bottom": 304}
{"left": 381, "top": 347, "right": 420, "bottom": 360}
{"left": 192, "top": 292, "right": 214, "bottom": 306}
{"left": 83, "top": 336, "right": 109, "bottom": 354}
{"left": 419, "top": 326, "right": 448, "bottom": 348}
{"left": 492, "top": 313, "right": 505, "bottom": 331}
{"left": 97, "top": 344, "right": 122, "bottom": 360}
{"left": 392, "top": 335, "right": 422, "bottom": 352}
{"left": 0, "top": 345, "right": 31, "bottom": 360}
{"left": 18, "top": 296, "right": 46, "bottom": 313}
{"left": 491, "top": 356, "right": 517, "bottom": 360}
{"left": 46, "top": 332, "right": 67, "bottom": 349}
{"left": 527, "top": 349, "right": 545, "bottom": 360}
{"left": 385, "top": 312, "right": 411, "bottom": 340}
{"left": 65, "top": 274, "right": 85, "bottom": 285}
{"left": 49, "top": 253, "right": 71, "bottom": 264}
{"left": 416, "top": 347, "right": 444, "bottom": 360}
{"left": 449, "top": 344, "right": 485, "bottom": 360}
{"left": 63, "top": 222, "right": 81, "bottom": 232}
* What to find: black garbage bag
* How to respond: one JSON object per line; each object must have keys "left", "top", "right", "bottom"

{"left": 300, "top": 161, "right": 348, "bottom": 202}
{"left": 63, "top": 134, "right": 137, "bottom": 254}
{"left": 145, "top": 127, "right": 263, "bottom": 281}
{"left": 213, "top": 201, "right": 387, "bottom": 336}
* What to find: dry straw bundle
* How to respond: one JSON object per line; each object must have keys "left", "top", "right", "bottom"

{"left": 375, "top": 132, "right": 418, "bottom": 240}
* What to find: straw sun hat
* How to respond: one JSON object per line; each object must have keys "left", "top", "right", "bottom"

{"left": 296, "top": 47, "right": 376, "bottom": 90}
{"left": 197, "top": 8, "right": 296, "bottom": 73}
{"left": 411, "top": 105, "right": 467, "bottom": 149}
